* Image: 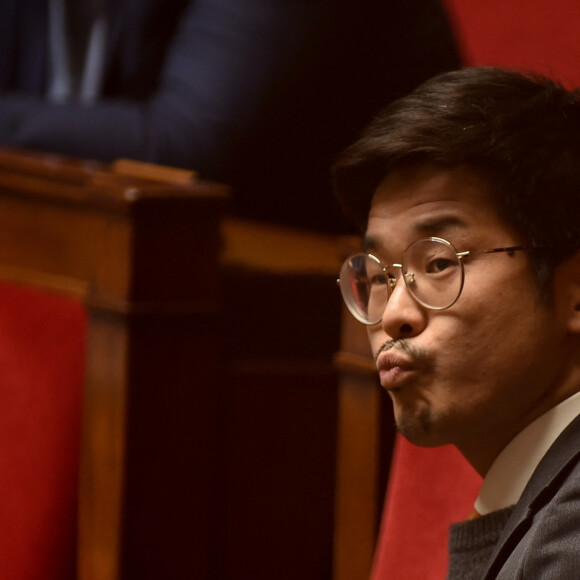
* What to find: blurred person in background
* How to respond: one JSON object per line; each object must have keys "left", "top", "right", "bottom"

{"left": 0, "top": 0, "right": 460, "bottom": 232}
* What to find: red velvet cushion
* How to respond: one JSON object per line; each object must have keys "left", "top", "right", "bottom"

{"left": 371, "top": 437, "right": 481, "bottom": 580}
{"left": 443, "top": 0, "right": 580, "bottom": 86}
{"left": 0, "top": 282, "right": 85, "bottom": 580}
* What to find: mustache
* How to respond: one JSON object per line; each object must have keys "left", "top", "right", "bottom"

{"left": 374, "top": 339, "right": 431, "bottom": 368}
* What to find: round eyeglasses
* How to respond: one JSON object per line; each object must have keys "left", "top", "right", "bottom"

{"left": 338, "top": 237, "right": 527, "bottom": 325}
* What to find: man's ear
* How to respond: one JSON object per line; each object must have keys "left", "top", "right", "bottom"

{"left": 571, "top": 301, "right": 580, "bottom": 333}
{"left": 562, "top": 250, "right": 580, "bottom": 334}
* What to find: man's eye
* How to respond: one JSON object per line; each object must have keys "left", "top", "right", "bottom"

{"left": 426, "top": 258, "right": 454, "bottom": 273}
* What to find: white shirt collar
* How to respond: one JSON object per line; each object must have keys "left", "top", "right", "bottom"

{"left": 475, "top": 390, "right": 580, "bottom": 515}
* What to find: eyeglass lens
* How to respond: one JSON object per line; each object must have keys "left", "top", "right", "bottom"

{"left": 339, "top": 238, "right": 464, "bottom": 324}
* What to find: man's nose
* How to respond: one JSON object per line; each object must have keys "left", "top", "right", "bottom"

{"left": 380, "top": 275, "right": 427, "bottom": 339}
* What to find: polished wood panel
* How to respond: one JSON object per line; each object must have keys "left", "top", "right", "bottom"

{"left": 0, "top": 148, "right": 350, "bottom": 579}
{"left": 0, "top": 148, "right": 228, "bottom": 580}
{"left": 217, "top": 218, "right": 345, "bottom": 580}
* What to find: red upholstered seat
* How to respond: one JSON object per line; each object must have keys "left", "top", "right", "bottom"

{"left": 0, "top": 282, "right": 85, "bottom": 580}
{"left": 442, "top": 0, "right": 580, "bottom": 86}
{"left": 370, "top": 437, "right": 480, "bottom": 580}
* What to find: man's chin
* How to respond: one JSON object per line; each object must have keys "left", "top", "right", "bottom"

{"left": 395, "top": 411, "right": 452, "bottom": 448}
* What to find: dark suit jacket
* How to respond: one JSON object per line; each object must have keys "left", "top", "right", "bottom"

{"left": 0, "top": 0, "right": 460, "bottom": 231}
{"left": 0, "top": 0, "right": 313, "bottom": 172}
{"left": 483, "top": 413, "right": 580, "bottom": 578}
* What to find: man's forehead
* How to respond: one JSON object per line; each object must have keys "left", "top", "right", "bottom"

{"left": 364, "top": 164, "right": 510, "bottom": 249}
{"left": 369, "top": 163, "right": 496, "bottom": 211}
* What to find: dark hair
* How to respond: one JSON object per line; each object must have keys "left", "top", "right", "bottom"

{"left": 333, "top": 67, "right": 580, "bottom": 282}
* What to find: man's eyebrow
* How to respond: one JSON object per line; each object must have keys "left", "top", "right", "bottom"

{"left": 362, "top": 236, "right": 378, "bottom": 252}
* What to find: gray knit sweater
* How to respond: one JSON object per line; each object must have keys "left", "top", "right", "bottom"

{"left": 446, "top": 506, "right": 514, "bottom": 579}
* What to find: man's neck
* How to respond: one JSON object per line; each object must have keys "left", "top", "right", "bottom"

{"left": 459, "top": 382, "right": 580, "bottom": 477}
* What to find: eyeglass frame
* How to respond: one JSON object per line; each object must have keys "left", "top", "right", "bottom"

{"left": 338, "top": 236, "right": 529, "bottom": 325}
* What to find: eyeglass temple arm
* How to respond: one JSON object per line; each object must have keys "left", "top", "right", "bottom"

{"left": 483, "top": 245, "right": 526, "bottom": 253}
{"left": 457, "top": 246, "right": 527, "bottom": 263}
{"left": 482, "top": 245, "right": 527, "bottom": 257}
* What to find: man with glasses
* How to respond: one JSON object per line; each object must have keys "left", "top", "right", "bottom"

{"left": 334, "top": 67, "right": 580, "bottom": 578}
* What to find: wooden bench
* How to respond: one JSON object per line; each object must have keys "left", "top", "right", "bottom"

{"left": 0, "top": 148, "right": 345, "bottom": 579}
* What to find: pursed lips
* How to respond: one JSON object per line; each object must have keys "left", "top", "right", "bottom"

{"left": 376, "top": 349, "right": 417, "bottom": 390}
